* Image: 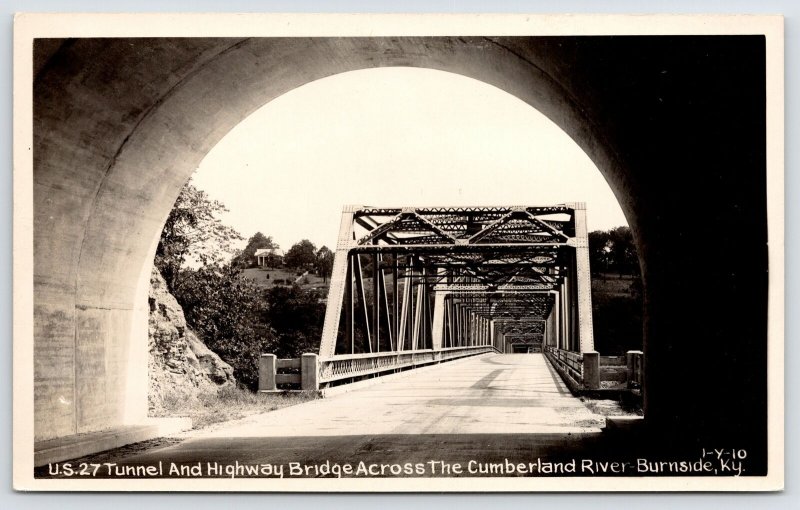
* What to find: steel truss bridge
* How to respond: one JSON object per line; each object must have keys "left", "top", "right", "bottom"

{"left": 306, "top": 204, "right": 596, "bottom": 388}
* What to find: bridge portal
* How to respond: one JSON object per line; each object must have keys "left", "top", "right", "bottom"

{"left": 315, "top": 204, "right": 595, "bottom": 387}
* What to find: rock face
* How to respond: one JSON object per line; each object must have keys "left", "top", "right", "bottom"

{"left": 148, "top": 267, "right": 235, "bottom": 413}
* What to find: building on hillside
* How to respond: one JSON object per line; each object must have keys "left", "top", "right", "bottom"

{"left": 254, "top": 248, "right": 284, "bottom": 268}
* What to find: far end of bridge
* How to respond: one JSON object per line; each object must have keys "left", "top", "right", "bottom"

{"left": 259, "top": 204, "right": 643, "bottom": 398}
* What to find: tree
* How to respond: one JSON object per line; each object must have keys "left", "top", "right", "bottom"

{"left": 588, "top": 230, "right": 612, "bottom": 276}
{"left": 173, "top": 263, "right": 274, "bottom": 390}
{"left": 315, "top": 246, "right": 334, "bottom": 282}
{"left": 588, "top": 226, "right": 639, "bottom": 277}
{"left": 283, "top": 239, "right": 317, "bottom": 269}
{"left": 232, "top": 232, "right": 279, "bottom": 268}
{"left": 155, "top": 180, "right": 242, "bottom": 292}
{"left": 608, "top": 226, "right": 638, "bottom": 276}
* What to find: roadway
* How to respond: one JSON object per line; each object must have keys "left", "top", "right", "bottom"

{"left": 45, "top": 354, "right": 620, "bottom": 478}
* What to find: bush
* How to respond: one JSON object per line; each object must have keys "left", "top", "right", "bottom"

{"left": 173, "top": 265, "right": 275, "bottom": 390}
{"left": 264, "top": 285, "right": 326, "bottom": 358}
{"left": 170, "top": 264, "right": 329, "bottom": 390}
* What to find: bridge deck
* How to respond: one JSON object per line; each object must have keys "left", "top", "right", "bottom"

{"left": 216, "top": 353, "right": 602, "bottom": 437}
{"left": 92, "top": 354, "right": 610, "bottom": 473}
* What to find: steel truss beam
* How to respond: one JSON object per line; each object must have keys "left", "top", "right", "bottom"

{"left": 318, "top": 204, "right": 594, "bottom": 359}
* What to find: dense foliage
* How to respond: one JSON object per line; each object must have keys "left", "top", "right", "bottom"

{"left": 588, "top": 226, "right": 639, "bottom": 277}
{"left": 154, "top": 180, "right": 242, "bottom": 293}
{"left": 172, "top": 265, "right": 326, "bottom": 390}
{"left": 173, "top": 265, "right": 273, "bottom": 389}
{"left": 314, "top": 246, "right": 334, "bottom": 282}
{"left": 156, "top": 183, "right": 328, "bottom": 390}
{"left": 263, "top": 286, "right": 326, "bottom": 359}
{"left": 283, "top": 239, "right": 318, "bottom": 269}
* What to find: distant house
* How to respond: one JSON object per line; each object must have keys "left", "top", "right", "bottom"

{"left": 254, "top": 248, "right": 284, "bottom": 268}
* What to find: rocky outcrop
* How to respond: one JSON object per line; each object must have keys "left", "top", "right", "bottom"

{"left": 148, "top": 267, "right": 235, "bottom": 413}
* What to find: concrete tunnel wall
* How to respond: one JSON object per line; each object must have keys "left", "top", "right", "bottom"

{"left": 33, "top": 37, "right": 768, "bottom": 458}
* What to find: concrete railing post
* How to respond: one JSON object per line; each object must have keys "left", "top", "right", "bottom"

{"left": 301, "top": 353, "right": 319, "bottom": 391}
{"left": 582, "top": 351, "right": 600, "bottom": 390}
{"left": 258, "top": 354, "right": 277, "bottom": 392}
{"left": 626, "top": 350, "right": 643, "bottom": 388}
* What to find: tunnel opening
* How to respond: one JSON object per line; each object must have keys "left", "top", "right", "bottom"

{"left": 149, "top": 67, "right": 642, "bottom": 428}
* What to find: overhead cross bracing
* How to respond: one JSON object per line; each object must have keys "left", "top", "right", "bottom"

{"left": 317, "top": 205, "right": 594, "bottom": 381}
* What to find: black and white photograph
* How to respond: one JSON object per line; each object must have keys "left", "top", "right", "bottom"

{"left": 12, "top": 13, "right": 784, "bottom": 491}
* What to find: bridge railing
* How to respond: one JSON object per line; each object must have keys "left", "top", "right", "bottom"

{"left": 544, "top": 345, "right": 584, "bottom": 384}
{"left": 599, "top": 355, "right": 628, "bottom": 386}
{"left": 545, "top": 345, "right": 644, "bottom": 393}
{"left": 318, "top": 345, "right": 497, "bottom": 385}
{"left": 260, "top": 346, "right": 498, "bottom": 391}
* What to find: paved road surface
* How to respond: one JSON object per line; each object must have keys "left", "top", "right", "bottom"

{"left": 208, "top": 353, "right": 602, "bottom": 437}
{"left": 93, "top": 354, "right": 612, "bottom": 473}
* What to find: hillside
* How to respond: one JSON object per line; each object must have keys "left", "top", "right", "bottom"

{"left": 147, "top": 267, "right": 235, "bottom": 413}
{"left": 240, "top": 267, "right": 330, "bottom": 292}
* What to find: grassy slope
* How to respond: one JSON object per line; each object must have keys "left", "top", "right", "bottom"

{"left": 241, "top": 267, "right": 330, "bottom": 292}
{"left": 153, "top": 385, "right": 317, "bottom": 430}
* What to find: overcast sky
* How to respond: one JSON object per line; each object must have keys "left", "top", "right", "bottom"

{"left": 192, "top": 67, "right": 628, "bottom": 252}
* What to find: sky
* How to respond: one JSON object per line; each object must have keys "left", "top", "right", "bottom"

{"left": 191, "top": 67, "right": 628, "bottom": 253}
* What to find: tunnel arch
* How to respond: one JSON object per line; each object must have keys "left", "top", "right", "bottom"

{"left": 85, "top": 37, "right": 639, "bottom": 321}
{"left": 33, "top": 36, "right": 767, "bottom": 463}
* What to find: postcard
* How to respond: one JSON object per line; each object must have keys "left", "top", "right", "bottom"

{"left": 13, "top": 13, "right": 784, "bottom": 491}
